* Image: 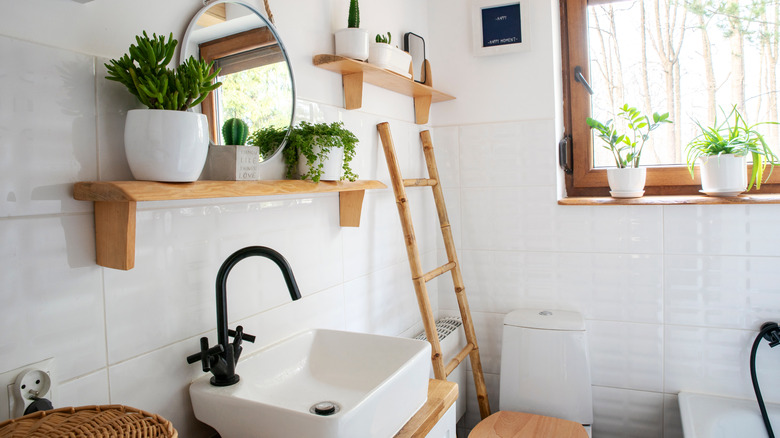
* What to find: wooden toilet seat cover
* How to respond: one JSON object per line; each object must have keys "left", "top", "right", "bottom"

{"left": 468, "top": 411, "right": 588, "bottom": 438}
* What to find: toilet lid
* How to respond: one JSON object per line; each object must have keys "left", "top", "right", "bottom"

{"left": 503, "top": 308, "right": 585, "bottom": 331}
{"left": 468, "top": 411, "right": 589, "bottom": 438}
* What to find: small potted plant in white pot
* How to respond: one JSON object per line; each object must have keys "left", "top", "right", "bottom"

{"left": 587, "top": 104, "right": 671, "bottom": 198}
{"left": 282, "top": 121, "right": 358, "bottom": 183}
{"left": 335, "top": 0, "right": 369, "bottom": 61}
{"left": 685, "top": 106, "right": 778, "bottom": 196}
{"left": 105, "top": 31, "right": 221, "bottom": 182}
{"left": 368, "top": 32, "right": 413, "bottom": 78}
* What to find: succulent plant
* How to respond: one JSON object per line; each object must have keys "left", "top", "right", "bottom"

{"left": 376, "top": 32, "right": 391, "bottom": 44}
{"left": 348, "top": 0, "right": 360, "bottom": 28}
{"left": 105, "top": 31, "right": 222, "bottom": 111}
{"left": 222, "top": 118, "right": 249, "bottom": 146}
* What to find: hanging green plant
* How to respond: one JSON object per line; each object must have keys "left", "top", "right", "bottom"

{"left": 282, "top": 121, "right": 359, "bottom": 183}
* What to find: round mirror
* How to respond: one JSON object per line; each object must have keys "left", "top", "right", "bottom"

{"left": 181, "top": 0, "right": 295, "bottom": 163}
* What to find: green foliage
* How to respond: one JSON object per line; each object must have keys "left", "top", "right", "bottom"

{"left": 222, "top": 118, "right": 249, "bottom": 146}
{"left": 587, "top": 104, "right": 672, "bottom": 168}
{"left": 281, "top": 122, "right": 359, "bottom": 183}
{"left": 247, "top": 125, "right": 289, "bottom": 161}
{"left": 376, "top": 32, "right": 391, "bottom": 44}
{"left": 105, "top": 31, "right": 222, "bottom": 111}
{"left": 685, "top": 106, "right": 779, "bottom": 190}
{"left": 348, "top": 0, "right": 360, "bottom": 28}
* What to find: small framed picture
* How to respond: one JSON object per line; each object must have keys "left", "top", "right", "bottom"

{"left": 471, "top": 0, "right": 529, "bottom": 56}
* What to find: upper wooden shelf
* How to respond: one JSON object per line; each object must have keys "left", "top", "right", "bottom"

{"left": 559, "top": 194, "right": 780, "bottom": 205}
{"left": 313, "top": 54, "right": 455, "bottom": 124}
{"left": 74, "top": 180, "right": 386, "bottom": 270}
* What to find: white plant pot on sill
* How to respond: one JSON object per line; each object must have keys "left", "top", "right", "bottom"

{"left": 124, "top": 109, "right": 209, "bottom": 182}
{"left": 335, "top": 28, "right": 370, "bottom": 61}
{"left": 368, "top": 43, "right": 412, "bottom": 79}
{"left": 298, "top": 146, "right": 344, "bottom": 181}
{"left": 698, "top": 153, "right": 747, "bottom": 197}
{"left": 606, "top": 167, "right": 646, "bottom": 198}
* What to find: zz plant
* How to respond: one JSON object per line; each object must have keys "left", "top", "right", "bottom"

{"left": 105, "top": 31, "right": 221, "bottom": 111}
{"left": 587, "top": 104, "right": 671, "bottom": 168}
{"left": 685, "top": 106, "right": 779, "bottom": 190}
{"left": 283, "top": 122, "right": 358, "bottom": 183}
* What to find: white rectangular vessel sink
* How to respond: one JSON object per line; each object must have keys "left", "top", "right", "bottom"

{"left": 190, "top": 329, "right": 431, "bottom": 438}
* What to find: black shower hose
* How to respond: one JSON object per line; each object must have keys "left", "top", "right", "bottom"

{"left": 751, "top": 322, "right": 780, "bottom": 438}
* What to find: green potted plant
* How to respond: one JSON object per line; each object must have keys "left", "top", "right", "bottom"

{"left": 685, "top": 106, "right": 778, "bottom": 196}
{"left": 105, "top": 31, "right": 221, "bottom": 182}
{"left": 202, "top": 118, "right": 262, "bottom": 180}
{"left": 369, "top": 32, "right": 413, "bottom": 78}
{"left": 587, "top": 104, "right": 671, "bottom": 197}
{"left": 334, "top": 0, "right": 369, "bottom": 61}
{"left": 281, "top": 121, "right": 359, "bottom": 183}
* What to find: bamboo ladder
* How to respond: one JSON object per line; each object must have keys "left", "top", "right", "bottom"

{"left": 377, "top": 122, "right": 491, "bottom": 420}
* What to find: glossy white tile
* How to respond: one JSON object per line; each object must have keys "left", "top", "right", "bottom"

{"left": 459, "top": 120, "right": 557, "bottom": 188}
{"left": 587, "top": 320, "right": 664, "bottom": 392}
{"left": 665, "top": 255, "right": 780, "bottom": 330}
{"left": 55, "top": 369, "right": 110, "bottom": 408}
{"left": 104, "top": 196, "right": 343, "bottom": 364}
{"left": 0, "top": 35, "right": 97, "bottom": 217}
{"left": 0, "top": 215, "right": 106, "bottom": 381}
{"left": 592, "top": 386, "right": 664, "bottom": 438}
{"left": 429, "top": 126, "right": 460, "bottom": 188}
{"left": 664, "top": 204, "right": 780, "bottom": 256}
{"left": 664, "top": 325, "right": 780, "bottom": 403}
{"left": 108, "top": 339, "right": 216, "bottom": 438}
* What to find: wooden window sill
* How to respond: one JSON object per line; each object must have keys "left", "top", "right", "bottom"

{"left": 559, "top": 194, "right": 780, "bottom": 205}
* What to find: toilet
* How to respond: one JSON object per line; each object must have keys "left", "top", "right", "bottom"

{"left": 469, "top": 308, "right": 593, "bottom": 438}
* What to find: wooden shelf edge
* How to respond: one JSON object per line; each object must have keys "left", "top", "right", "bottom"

{"left": 74, "top": 180, "right": 387, "bottom": 270}
{"left": 74, "top": 180, "right": 386, "bottom": 202}
{"left": 394, "top": 379, "right": 458, "bottom": 438}
{"left": 559, "top": 194, "right": 780, "bottom": 205}
{"left": 313, "top": 54, "right": 455, "bottom": 124}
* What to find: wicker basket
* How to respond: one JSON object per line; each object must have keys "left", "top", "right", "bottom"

{"left": 0, "top": 404, "right": 178, "bottom": 437}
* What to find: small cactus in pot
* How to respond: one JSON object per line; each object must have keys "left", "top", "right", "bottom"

{"left": 222, "top": 118, "right": 249, "bottom": 146}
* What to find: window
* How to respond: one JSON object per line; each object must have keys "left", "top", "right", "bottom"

{"left": 561, "top": 0, "right": 780, "bottom": 196}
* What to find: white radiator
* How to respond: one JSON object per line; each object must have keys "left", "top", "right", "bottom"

{"left": 414, "top": 317, "right": 467, "bottom": 422}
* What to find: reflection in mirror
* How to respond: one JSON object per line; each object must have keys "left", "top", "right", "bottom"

{"left": 404, "top": 32, "right": 428, "bottom": 85}
{"left": 182, "top": 1, "right": 295, "bottom": 162}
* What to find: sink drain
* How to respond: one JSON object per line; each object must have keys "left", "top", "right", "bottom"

{"left": 310, "top": 401, "right": 340, "bottom": 416}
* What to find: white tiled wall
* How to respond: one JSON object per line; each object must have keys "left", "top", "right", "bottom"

{"left": 0, "top": 0, "right": 438, "bottom": 433}
{"left": 433, "top": 121, "right": 780, "bottom": 438}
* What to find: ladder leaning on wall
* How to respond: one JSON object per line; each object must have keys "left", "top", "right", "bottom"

{"left": 377, "top": 122, "right": 491, "bottom": 420}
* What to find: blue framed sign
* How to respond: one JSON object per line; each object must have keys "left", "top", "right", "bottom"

{"left": 472, "top": 0, "right": 529, "bottom": 56}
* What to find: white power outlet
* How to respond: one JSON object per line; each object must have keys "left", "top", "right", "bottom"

{"left": 0, "top": 359, "right": 55, "bottom": 422}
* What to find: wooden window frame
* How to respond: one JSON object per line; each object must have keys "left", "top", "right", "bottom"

{"left": 559, "top": 0, "right": 780, "bottom": 197}
{"left": 198, "top": 27, "right": 279, "bottom": 142}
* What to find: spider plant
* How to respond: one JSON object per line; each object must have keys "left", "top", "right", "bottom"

{"left": 685, "top": 106, "right": 779, "bottom": 190}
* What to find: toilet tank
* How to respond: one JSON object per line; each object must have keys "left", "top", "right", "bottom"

{"left": 499, "top": 308, "right": 593, "bottom": 426}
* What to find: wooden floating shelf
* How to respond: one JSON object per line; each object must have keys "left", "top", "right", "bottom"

{"left": 313, "top": 54, "right": 455, "bottom": 124}
{"left": 559, "top": 194, "right": 780, "bottom": 205}
{"left": 73, "top": 180, "right": 387, "bottom": 270}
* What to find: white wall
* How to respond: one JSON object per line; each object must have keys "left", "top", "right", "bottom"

{"left": 428, "top": 1, "right": 780, "bottom": 438}
{"left": 0, "top": 1, "right": 440, "bottom": 436}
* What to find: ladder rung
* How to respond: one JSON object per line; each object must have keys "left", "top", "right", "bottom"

{"left": 418, "top": 261, "right": 456, "bottom": 283}
{"left": 445, "top": 343, "right": 475, "bottom": 376}
{"left": 403, "top": 178, "right": 438, "bottom": 187}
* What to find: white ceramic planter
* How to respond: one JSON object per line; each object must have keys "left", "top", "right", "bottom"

{"left": 606, "top": 167, "right": 646, "bottom": 198}
{"left": 124, "top": 109, "right": 209, "bottom": 182}
{"left": 698, "top": 153, "right": 747, "bottom": 196}
{"left": 298, "top": 145, "right": 344, "bottom": 181}
{"left": 335, "top": 28, "right": 370, "bottom": 61}
{"left": 368, "top": 43, "right": 413, "bottom": 78}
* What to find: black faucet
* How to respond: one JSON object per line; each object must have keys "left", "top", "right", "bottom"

{"left": 187, "top": 246, "right": 301, "bottom": 386}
